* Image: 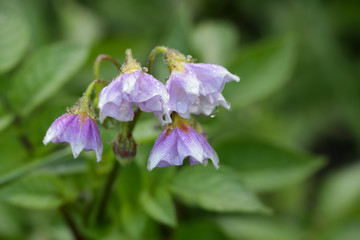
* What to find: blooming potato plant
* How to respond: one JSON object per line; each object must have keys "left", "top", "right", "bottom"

{"left": 44, "top": 46, "right": 239, "bottom": 169}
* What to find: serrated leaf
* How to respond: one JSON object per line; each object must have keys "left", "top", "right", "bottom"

{"left": 224, "top": 34, "right": 296, "bottom": 108}
{"left": 216, "top": 215, "right": 303, "bottom": 240}
{"left": 9, "top": 41, "right": 88, "bottom": 116}
{"left": 0, "top": 0, "right": 30, "bottom": 73}
{"left": 215, "top": 137, "right": 324, "bottom": 192}
{"left": 140, "top": 189, "right": 177, "bottom": 227}
{"left": 171, "top": 165, "right": 269, "bottom": 213}
{"left": 0, "top": 174, "right": 67, "bottom": 209}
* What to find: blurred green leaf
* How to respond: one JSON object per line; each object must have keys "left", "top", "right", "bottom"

{"left": 322, "top": 219, "right": 360, "bottom": 240}
{"left": 0, "top": 128, "right": 27, "bottom": 176}
{"left": 174, "top": 220, "right": 227, "bottom": 240}
{"left": 314, "top": 162, "right": 360, "bottom": 227}
{"left": 191, "top": 21, "right": 239, "bottom": 65}
{"left": 120, "top": 201, "right": 147, "bottom": 239}
{"left": 140, "top": 188, "right": 177, "bottom": 227}
{"left": 57, "top": 1, "right": 102, "bottom": 45}
{"left": 9, "top": 41, "right": 88, "bottom": 116}
{"left": 0, "top": 173, "right": 67, "bottom": 209}
{"left": 0, "top": 148, "right": 70, "bottom": 187}
{"left": 0, "top": 202, "right": 22, "bottom": 238}
{"left": 0, "top": 113, "right": 14, "bottom": 133}
{"left": 216, "top": 215, "right": 302, "bottom": 240}
{"left": 171, "top": 165, "right": 269, "bottom": 213}
{"left": 133, "top": 118, "right": 162, "bottom": 144}
{"left": 0, "top": 0, "right": 30, "bottom": 74}
{"left": 215, "top": 137, "right": 324, "bottom": 192}
{"left": 225, "top": 34, "right": 296, "bottom": 108}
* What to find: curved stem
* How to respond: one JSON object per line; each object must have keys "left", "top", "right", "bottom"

{"left": 147, "top": 46, "right": 168, "bottom": 74}
{"left": 93, "top": 54, "right": 121, "bottom": 80}
{"left": 83, "top": 79, "right": 109, "bottom": 99}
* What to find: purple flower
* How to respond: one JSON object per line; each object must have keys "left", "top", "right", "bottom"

{"left": 166, "top": 62, "right": 239, "bottom": 119}
{"left": 98, "top": 70, "right": 170, "bottom": 124}
{"left": 147, "top": 121, "right": 219, "bottom": 170}
{"left": 43, "top": 112, "right": 103, "bottom": 161}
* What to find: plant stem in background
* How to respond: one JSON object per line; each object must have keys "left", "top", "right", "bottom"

{"left": 96, "top": 160, "right": 121, "bottom": 223}
{"left": 60, "top": 206, "right": 87, "bottom": 240}
{"left": 93, "top": 54, "right": 121, "bottom": 80}
{"left": 148, "top": 46, "right": 168, "bottom": 74}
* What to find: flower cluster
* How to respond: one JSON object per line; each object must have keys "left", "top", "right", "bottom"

{"left": 43, "top": 47, "right": 239, "bottom": 170}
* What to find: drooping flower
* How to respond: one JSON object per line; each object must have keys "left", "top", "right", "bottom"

{"left": 165, "top": 49, "right": 239, "bottom": 119}
{"left": 147, "top": 115, "right": 219, "bottom": 170}
{"left": 43, "top": 111, "right": 103, "bottom": 161}
{"left": 98, "top": 50, "right": 170, "bottom": 124}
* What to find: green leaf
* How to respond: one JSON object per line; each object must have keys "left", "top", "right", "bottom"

{"left": 0, "top": 148, "right": 70, "bottom": 187}
{"left": 133, "top": 118, "right": 162, "bottom": 144}
{"left": 57, "top": 1, "right": 102, "bottom": 45}
{"left": 224, "top": 34, "right": 296, "bottom": 108}
{"left": 215, "top": 137, "right": 324, "bottom": 192}
{"left": 174, "top": 220, "right": 227, "bottom": 240}
{"left": 0, "top": 113, "right": 14, "bottom": 133}
{"left": 0, "top": 202, "right": 22, "bottom": 238}
{"left": 140, "top": 189, "right": 177, "bottom": 227}
{"left": 9, "top": 41, "right": 88, "bottom": 116}
{"left": 0, "top": 0, "right": 30, "bottom": 73}
{"left": 120, "top": 201, "right": 147, "bottom": 240}
{"left": 216, "top": 215, "right": 303, "bottom": 240}
{"left": 0, "top": 173, "right": 67, "bottom": 209}
{"left": 171, "top": 165, "right": 269, "bottom": 213}
{"left": 314, "top": 162, "right": 360, "bottom": 227}
{"left": 191, "top": 21, "right": 238, "bottom": 65}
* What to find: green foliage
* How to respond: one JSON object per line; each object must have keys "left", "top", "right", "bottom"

{"left": 0, "top": 0, "right": 30, "bottom": 74}
{"left": 215, "top": 137, "right": 325, "bottom": 192}
{"left": 171, "top": 165, "right": 269, "bottom": 213}
{"left": 0, "top": 174, "right": 68, "bottom": 209}
{"left": 0, "top": 0, "right": 359, "bottom": 239}
{"left": 9, "top": 42, "right": 88, "bottom": 116}
{"left": 314, "top": 162, "right": 360, "bottom": 228}
{"left": 216, "top": 215, "right": 302, "bottom": 240}
{"left": 224, "top": 34, "right": 296, "bottom": 108}
{"left": 140, "top": 189, "right": 177, "bottom": 227}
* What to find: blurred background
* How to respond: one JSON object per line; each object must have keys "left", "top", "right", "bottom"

{"left": 1, "top": 0, "right": 360, "bottom": 239}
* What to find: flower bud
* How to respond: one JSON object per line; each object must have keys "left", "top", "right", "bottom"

{"left": 113, "top": 130, "right": 137, "bottom": 165}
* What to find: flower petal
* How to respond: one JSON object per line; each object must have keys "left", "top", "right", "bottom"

{"left": 43, "top": 113, "right": 76, "bottom": 145}
{"left": 148, "top": 129, "right": 181, "bottom": 170}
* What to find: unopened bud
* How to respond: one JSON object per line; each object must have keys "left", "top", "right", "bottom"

{"left": 113, "top": 130, "right": 137, "bottom": 165}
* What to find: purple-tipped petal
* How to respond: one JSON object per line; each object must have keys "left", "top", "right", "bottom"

{"left": 166, "top": 62, "right": 239, "bottom": 118}
{"left": 98, "top": 70, "right": 170, "bottom": 124}
{"left": 44, "top": 112, "right": 103, "bottom": 161}
{"left": 148, "top": 124, "right": 218, "bottom": 170}
{"left": 43, "top": 113, "right": 76, "bottom": 145}
{"left": 148, "top": 129, "right": 181, "bottom": 170}
{"left": 187, "top": 63, "right": 239, "bottom": 94}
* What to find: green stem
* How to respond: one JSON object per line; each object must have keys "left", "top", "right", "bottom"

{"left": 128, "top": 108, "right": 141, "bottom": 132}
{"left": 96, "top": 160, "right": 120, "bottom": 223}
{"left": 147, "top": 46, "right": 168, "bottom": 74}
{"left": 93, "top": 54, "right": 121, "bottom": 80}
{"left": 60, "top": 206, "right": 88, "bottom": 240}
